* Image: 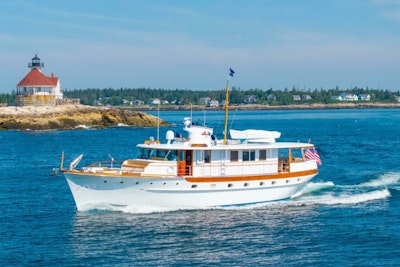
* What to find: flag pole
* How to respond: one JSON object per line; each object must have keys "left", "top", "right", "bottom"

{"left": 223, "top": 68, "right": 234, "bottom": 145}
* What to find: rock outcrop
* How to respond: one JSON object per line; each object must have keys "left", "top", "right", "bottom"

{"left": 0, "top": 105, "right": 168, "bottom": 130}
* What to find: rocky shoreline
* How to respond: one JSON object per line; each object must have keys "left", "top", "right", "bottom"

{"left": 1, "top": 102, "right": 399, "bottom": 130}
{"left": 0, "top": 105, "right": 167, "bottom": 130}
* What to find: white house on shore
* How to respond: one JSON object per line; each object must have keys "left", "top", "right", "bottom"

{"left": 331, "top": 93, "right": 369, "bottom": 102}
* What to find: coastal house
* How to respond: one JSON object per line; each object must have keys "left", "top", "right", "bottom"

{"left": 16, "top": 54, "right": 63, "bottom": 106}
{"left": 243, "top": 95, "right": 258, "bottom": 104}
{"left": 207, "top": 99, "right": 219, "bottom": 107}
{"left": 331, "top": 93, "right": 359, "bottom": 101}
{"left": 122, "top": 99, "right": 132, "bottom": 105}
{"left": 132, "top": 100, "right": 144, "bottom": 105}
{"left": 199, "top": 97, "right": 211, "bottom": 105}
{"left": 148, "top": 98, "right": 161, "bottom": 105}
{"left": 358, "top": 94, "right": 371, "bottom": 101}
{"left": 293, "top": 95, "right": 301, "bottom": 101}
{"left": 301, "top": 94, "right": 312, "bottom": 101}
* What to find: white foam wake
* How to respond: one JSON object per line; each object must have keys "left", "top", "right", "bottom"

{"left": 291, "top": 181, "right": 335, "bottom": 198}
{"left": 358, "top": 172, "right": 400, "bottom": 188}
{"left": 79, "top": 202, "right": 184, "bottom": 214}
{"left": 293, "top": 188, "right": 390, "bottom": 206}
{"left": 322, "top": 189, "right": 390, "bottom": 205}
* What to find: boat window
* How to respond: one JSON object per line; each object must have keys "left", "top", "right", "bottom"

{"left": 291, "top": 148, "right": 305, "bottom": 162}
{"left": 154, "top": 150, "right": 166, "bottom": 159}
{"left": 250, "top": 150, "right": 255, "bottom": 161}
{"left": 204, "top": 150, "right": 211, "bottom": 163}
{"left": 165, "top": 150, "right": 177, "bottom": 161}
{"left": 140, "top": 148, "right": 177, "bottom": 161}
{"left": 230, "top": 151, "right": 238, "bottom": 162}
{"left": 195, "top": 150, "right": 203, "bottom": 163}
{"left": 243, "top": 151, "right": 249, "bottom": 161}
{"left": 243, "top": 150, "right": 255, "bottom": 161}
{"left": 269, "top": 149, "right": 278, "bottom": 159}
{"left": 259, "top": 150, "right": 267, "bottom": 160}
{"left": 179, "top": 151, "right": 185, "bottom": 161}
{"left": 138, "top": 148, "right": 154, "bottom": 159}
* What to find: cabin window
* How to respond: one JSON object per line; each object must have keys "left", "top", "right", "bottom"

{"left": 243, "top": 150, "right": 255, "bottom": 161}
{"left": 259, "top": 150, "right": 267, "bottom": 160}
{"left": 165, "top": 150, "right": 177, "bottom": 161}
{"left": 195, "top": 151, "right": 203, "bottom": 163}
{"left": 204, "top": 150, "right": 211, "bottom": 163}
{"left": 243, "top": 151, "right": 249, "bottom": 161}
{"left": 139, "top": 148, "right": 177, "bottom": 161}
{"left": 138, "top": 148, "right": 153, "bottom": 159}
{"left": 155, "top": 150, "right": 166, "bottom": 158}
{"left": 230, "top": 151, "right": 238, "bottom": 162}
{"left": 250, "top": 150, "right": 255, "bottom": 161}
{"left": 179, "top": 151, "right": 185, "bottom": 161}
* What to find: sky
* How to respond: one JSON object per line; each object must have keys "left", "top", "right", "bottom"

{"left": 1, "top": 0, "right": 400, "bottom": 93}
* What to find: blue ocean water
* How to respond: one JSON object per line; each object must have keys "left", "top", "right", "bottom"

{"left": 1, "top": 109, "right": 399, "bottom": 266}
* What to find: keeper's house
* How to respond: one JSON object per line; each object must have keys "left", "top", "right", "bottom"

{"left": 16, "top": 54, "right": 63, "bottom": 106}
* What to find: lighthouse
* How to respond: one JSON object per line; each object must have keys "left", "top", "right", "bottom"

{"left": 28, "top": 54, "right": 44, "bottom": 70}
{"left": 16, "top": 54, "right": 63, "bottom": 106}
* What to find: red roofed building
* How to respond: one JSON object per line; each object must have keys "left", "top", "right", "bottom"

{"left": 16, "top": 54, "right": 63, "bottom": 106}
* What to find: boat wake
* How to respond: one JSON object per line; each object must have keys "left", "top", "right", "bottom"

{"left": 289, "top": 172, "right": 399, "bottom": 207}
{"left": 78, "top": 203, "right": 185, "bottom": 214}
{"left": 356, "top": 172, "right": 400, "bottom": 189}
{"left": 292, "top": 188, "right": 390, "bottom": 206}
{"left": 291, "top": 181, "right": 335, "bottom": 198}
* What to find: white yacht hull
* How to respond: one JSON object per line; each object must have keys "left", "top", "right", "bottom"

{"left": 64, "top": 172, "right": 317, "bottom": 211}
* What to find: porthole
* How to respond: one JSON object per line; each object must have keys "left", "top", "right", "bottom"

{"left": 244, "top": 183, "right": 249, "bottom": 187}
{"left": 120, "top": 181, "right": 124, "bottom": 184}
{"left": 136, "top": 182, "right": 139, "bottom": 185}
{"left": 286, "top": 180, "right": 290, "bottom": 184}
{"left": 260, "top": 182, "right": 264, "bottom": 186}
{"left": 191, "top": 184, "right": 197, "bottom": 188}
{"left": 228, "top": 184, "right": 233, "bottom": 188}
{"left": 104, "top": 180, "right": 107, "bottom": 183}
{"left": 271, "top": 181, "right": 276, "bottom": 185}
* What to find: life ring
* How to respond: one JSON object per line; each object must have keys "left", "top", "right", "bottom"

{"left": 167, "top": 166, "right": 175, "bottom": 174}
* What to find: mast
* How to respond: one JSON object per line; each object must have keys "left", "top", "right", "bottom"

{"left": 223, "top": 68, "right": 235, "bottom": 144}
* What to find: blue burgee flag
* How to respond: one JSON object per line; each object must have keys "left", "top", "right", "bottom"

{"left": 229, "top": 68, "right": 235, "bottom": 77}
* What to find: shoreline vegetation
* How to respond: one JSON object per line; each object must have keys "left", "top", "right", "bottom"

{"left": 0, "top": 102, "right": 398, "bottom": 130}
{"left": 124, "top": 102, "right": 400, "bottom": 111}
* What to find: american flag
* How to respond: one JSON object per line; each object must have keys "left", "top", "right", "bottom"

{"left": 305, "top": 148, "right": 322, "bottom": 165}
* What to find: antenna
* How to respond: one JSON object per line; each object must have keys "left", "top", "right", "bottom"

{"left": 157, "top": 102, "right": 160, "bottom": 141}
